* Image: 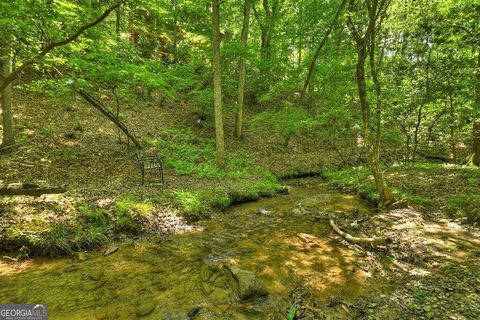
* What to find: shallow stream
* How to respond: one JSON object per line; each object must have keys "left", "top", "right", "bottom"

{"left": 0, "top": 178, "right": 379, "bottom": 319}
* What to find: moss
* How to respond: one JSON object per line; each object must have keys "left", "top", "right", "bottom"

{"left": 115, "top": 196, "right": 153, "bottom": 217}
{"left": 173, "top": 173, "right": 284, "bottom": 221}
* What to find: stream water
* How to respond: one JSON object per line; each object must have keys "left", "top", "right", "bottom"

{"left": 0, "top": 178, "right": 379, "bottom": 319}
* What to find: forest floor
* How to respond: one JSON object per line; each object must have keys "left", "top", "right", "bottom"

{"left": 1, "top": 91, "right": 480, "bottom": 319}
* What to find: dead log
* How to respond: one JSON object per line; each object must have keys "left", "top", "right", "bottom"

{"left": 329, "top": 219, "right": 388, "bottom": 246}
{"left": 0, "top": 183, "right": 66, "bottom": 196}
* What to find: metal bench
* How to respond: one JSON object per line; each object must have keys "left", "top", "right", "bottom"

{"left": 135, "top": 151, "right": 165, "bottom": 186}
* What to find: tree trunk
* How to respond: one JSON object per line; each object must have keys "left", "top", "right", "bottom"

{"left": 212, "top": 0, "right": 225, "bottom": 168}
{"left": 356, "top": 50, "right": 395, "bottom": 205}
{"left": 473, "top": 48, "right": 480, "bottom": 166}
{"left": 1, "top": 43, "right": 15, "bottom": 149}
{"left": 234, "top": 0, "right": 251, "bottom": 139}
{"left": 412, "top": 103, "right": 423, "bottom": 161}
{"left": 347, "top": 0, "right": 396, "bottom": 206}
{"left": 171, "top": 0, "right": 179, "bottom": 62}
{"left": 449, "top": 91, "right": 457, "bottom": 163}
{"left": 115, "top": 7, "right": 121, "bottom": 41}
{"left": 300, "top": 0, "right": 346, "bottom": 102}
{"left": 473, "top": 119, "right": 480, "bottom": 166}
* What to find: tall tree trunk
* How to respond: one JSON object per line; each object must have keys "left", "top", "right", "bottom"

{"left": 235, "top": 0, "right": 251, "bottom": 139}
{"left": 212, "top": 0, "right": 225, "bottom": 167}
{"left": 448, "top": 91, "right": 456, "bottom": 163}
{"left": 171, "top": 0, "right": 179, "bottom": 63}
{"left": 347, "top": 0, "right": 396, "bottom": 206}
{"left": 1, "top": 43, "right": 15, "bottom": 149}
{"left": 412, "top": 103, "right": 423, "bottom": 161}
{"left": 300, "top": 0, "right": 346, "bottom": 102}
{"left": 253, "top": 0, "right": 280, "bottom": 79}
{"left": 473, "top": 48, "right": 480, "bottom": 166}
{"left": 115, "top": 7, "right": 121, "bottom": 41}
{"left": 473, "top": 119, "right": 480, "bottom": 166}
{"left": 356, "top": 49, "right": 395, "bottom": 205}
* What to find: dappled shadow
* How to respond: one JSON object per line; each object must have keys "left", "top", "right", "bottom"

{"left": 0, "top": 182, "right": 377, "bottom": 319}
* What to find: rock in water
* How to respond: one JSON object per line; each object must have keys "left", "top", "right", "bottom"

{"left": 223, "top": 265, "right": 268, "bottom": 301}
{"left": 135, "top": 302, "right": 155, "bottom": 317}
{"left": 187, "top": 306, "right": 200, "bottom": 319}
{"left": 256, "top": 208, "right": 272, "bottom": 215}
{"left": 74, "top": 251, "right": 88, "bottom": 262}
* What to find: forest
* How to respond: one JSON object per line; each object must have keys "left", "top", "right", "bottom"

{"left": 0, "top": 0, "right": 479, "bottom": 319}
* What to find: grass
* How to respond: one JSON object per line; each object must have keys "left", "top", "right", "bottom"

{"left": 173, "top": 171, "right": 285, "bottom": 221}
{"left": 445, "top": 195, "right": 480, "bottom": 223}
{"left": 153, "top": 127, "right": 251, "bottom": 180}
{"left": 323, "top": 163, "right": 480, "bottom": 224}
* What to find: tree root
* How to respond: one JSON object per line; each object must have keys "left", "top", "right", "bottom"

{"left": 329, "top": 219, "right": 389, "bottom": 246}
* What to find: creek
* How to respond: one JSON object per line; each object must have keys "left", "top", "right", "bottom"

{"left": 0, "top": 178, "right": 380, "bottom": 319}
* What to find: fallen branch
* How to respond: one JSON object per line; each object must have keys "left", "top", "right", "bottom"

{"left": 0, "top": 183, "right": 67, "bottom": 196}
{"left": 329, "top": 219, "right": 389, "bottom": 246}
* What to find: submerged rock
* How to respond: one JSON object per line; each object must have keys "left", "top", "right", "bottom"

{"left": 135, "top": 301, "right": 155, "bottom": 317}
{"left": 74, "top": 251, "right": 88, "bottom": 262}
{"left": 88, "top": 270, "right": 104, "bottom": 281}
{"left": 256, "top": 208, "right": 272, "bottom": 215}
{"left": 223, "top": 265, "right": 269, "bottom": 301}
{"left": 187, "top": 306, "right": 200, "bottom": 319}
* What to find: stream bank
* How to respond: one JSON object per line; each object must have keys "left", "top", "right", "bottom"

{"left": 2, "top": 178, "right": 479, "bottom": 319}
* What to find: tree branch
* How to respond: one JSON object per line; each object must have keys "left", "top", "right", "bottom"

{"left": 0, "top": 1, "right": 122, "bottom": 92}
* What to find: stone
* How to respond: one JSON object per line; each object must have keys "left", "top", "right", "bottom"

{"left": 94, "top": 308, "right": 108, "bottom": 320}
{"left": 104, "top": 246, "right": 119, "bottom": 256}
{"left": 256, "top": 208, "right": 272, "bottom": 215}
{"left": 88, "top": 270, "right": 104, "bottom": 281}
{"left": 74, "top": 252, "right": 88, "bottom": 262}
{"left": 223, "top": 265, "right": 268, "bottom": 301}
{"left": 135, "top": 302, "right": 155, "bottom": 317}
{"left": 187, "top": 306, "right": 200, "bottom": 319}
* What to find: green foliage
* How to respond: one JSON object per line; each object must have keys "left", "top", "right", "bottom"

{"left": 38, "top": 222, "right": 108, "bottom": 257}
{"left": 251, "top": 105, "right": 320, "bottom": 146}
{"left": 155, "top": 127, "right": 250, "bottom": 179}
{"left": 229, "top": 172, "right": 284, "bottom": 202}
{"left": 286, "top": 306, "right": 297, "bottom": 320}
{"left": 445, "top": 195, "right": 480, "bottom": 223}
{"left": 113, "top": 196, "right": 152, "bottom": 234}
{"left": 323, "top": 167, "right": 380, "bottom": 203}
{"left": 173, "top": 190, "right": 210, "bottom": 221}
{"left": 78, "top": 205, "right": 109, "bottom": 226}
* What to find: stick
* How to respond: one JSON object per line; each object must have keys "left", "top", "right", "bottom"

{"left": 329, "top": 219, "right": 388, "bottom": 246}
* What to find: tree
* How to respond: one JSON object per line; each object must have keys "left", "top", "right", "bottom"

{"left": 234, "top": 0, "right": 251, "bottom": 139}
{"left": 1, "top": 42, "right": 15, "bottom": 150}
{"left": 0, "top": 1, "right": 121, "bottom": 152}
{"left": 300, "top": 0, "right": 346, "bottom": 102}
{"left": 347, "top": 0, "right": 397, "bottom": 206}
{"left": 473, "top": 119, "right": 480, "bottom": 166}
{"left": 0, "top": 2, "right": 122, "bottom": 93}
{"left": 212, "top": 0, "right": 225, "bottom": 167}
